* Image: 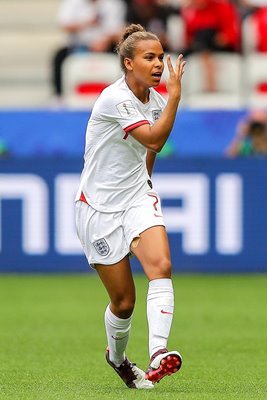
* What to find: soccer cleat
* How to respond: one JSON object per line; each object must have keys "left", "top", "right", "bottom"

{"left": 105, "top": 348, "right": 154, "bottom": 389}
{"left": 145, "top": 348, "right": 182, "bottom": 384}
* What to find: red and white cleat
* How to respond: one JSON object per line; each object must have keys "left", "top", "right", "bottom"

{"left": 145, "top": 348, "right": 182, "bottom": 384}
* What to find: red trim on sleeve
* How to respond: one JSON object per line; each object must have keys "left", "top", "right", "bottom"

{"left": 123, "top": 120, "right": 149, "bottom": 135}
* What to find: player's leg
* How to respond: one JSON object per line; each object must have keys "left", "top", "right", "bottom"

{"left": 75, "top": 200, "right": 153, "bottom": 388}
{"left": 95, "top": 257, "right": 154, "bottom": 389}
{"left": 131, "top": 225, "right": 174, "bottom": 356}
{"left": 131, "top": 226, "right": 182, "bottom": 383}
{"left": 95, "top": 256, "right": 135, "bottom": 367}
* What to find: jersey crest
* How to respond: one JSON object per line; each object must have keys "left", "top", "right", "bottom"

{"left": 152, "top": 109, "right": 162, "bottom": 121}
{"left": 93, "top": 238, "right": 110, "bottom": 256}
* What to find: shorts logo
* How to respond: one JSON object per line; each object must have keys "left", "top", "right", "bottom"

{"left": 93, "top": 238, "right": 110, "bottom": 256}
{"left": 116, "top": 100, "right": 137, "bottom": 118}
{"left": 152, "top": 109, "right": 162, "bottom": 121}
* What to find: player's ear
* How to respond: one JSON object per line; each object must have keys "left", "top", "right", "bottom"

{"left": 124, "top": 58, "right": 133, "bottom": 71}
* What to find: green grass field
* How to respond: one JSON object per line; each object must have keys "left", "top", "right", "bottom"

{"left": 0, "top": 273, "right": 266, "bottom": 400}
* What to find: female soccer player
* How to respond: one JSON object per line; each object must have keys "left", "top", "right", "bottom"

{"left": 75, "top": 23, "right": 186, "bottom": 389}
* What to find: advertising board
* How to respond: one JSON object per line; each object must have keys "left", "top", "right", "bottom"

{"left": 1, "top": 158, "right": 266, "bottom": 273}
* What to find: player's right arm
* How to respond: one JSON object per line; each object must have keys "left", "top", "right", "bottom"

{"left": 129, "top": 54, "right": 186, "bottom": 153}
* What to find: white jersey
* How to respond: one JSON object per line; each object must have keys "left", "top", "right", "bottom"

{"left": 75, "top": 75, "right": 167, "bottom": 212}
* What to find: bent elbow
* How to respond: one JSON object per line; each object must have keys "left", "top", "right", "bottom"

{"left": 155, "top": 146, "right": 163, "bottom": 154}
{"left": 148, "top": 143, "right": 163, "bottom": 153}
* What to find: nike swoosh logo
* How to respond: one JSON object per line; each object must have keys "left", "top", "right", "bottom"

{"left": 161, "top": 309, "right": 173, "bottom": 315}
{"left": 111, "top": 335, "right": 127, "bottom": 341}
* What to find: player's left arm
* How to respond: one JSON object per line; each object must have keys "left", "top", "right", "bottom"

{"left": 146, "top": 150, "right": 157, "bottom": 177}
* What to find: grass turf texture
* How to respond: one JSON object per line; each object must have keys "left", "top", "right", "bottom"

{"left": 0, "top": 274, "right": 266, "bottom": 400}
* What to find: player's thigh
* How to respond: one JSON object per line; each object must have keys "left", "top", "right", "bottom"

{"left": 123, "top": 191, "right": 171, "bottom": 280}
{"left": 131, "top": 225, "right": 172, "bottom": 280}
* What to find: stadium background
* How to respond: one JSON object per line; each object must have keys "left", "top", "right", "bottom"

{"left": 1, "top": 0, "right": 267, "bottom": 273}
{"left": 1, "top": 2, "right": 267, "bottom": 399}
{"left": 0, "top": 1, "right": 267, "bottom": 274}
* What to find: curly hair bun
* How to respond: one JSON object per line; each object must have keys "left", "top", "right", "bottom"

{"left": 122, "top": 24, "right": 146, "bottom": 42}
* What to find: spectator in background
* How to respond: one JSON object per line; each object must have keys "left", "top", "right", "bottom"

{"left": 0, "top": 139, "right": 9, "bottom": 158}
{"left": 235, "top": 0, "right": 267, "bottom": 19}
{"left": 225, "top": 110, "right": 267, "bottom": 157}
{"left": 180, "top": 0, "right": 241, "bottom": 92}
{"left": 125, "top": 0, "right": 178, "bottom": 51}
{"left": 242, "top": 5, "right": 267, "bottom": 52}
{"left": 52, "top": 0, "right": 126, "bottom": 100}
{"left": 253, "top": 6, "right": 267, "bottom": 52}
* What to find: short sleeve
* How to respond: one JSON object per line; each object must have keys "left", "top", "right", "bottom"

{"left": 93, "top": 87, "right": 150, "bottom": 133}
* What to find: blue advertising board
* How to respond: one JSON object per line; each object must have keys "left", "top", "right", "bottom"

{"left": 0, "top": 110, "right": 247, "bottom": 157}
{"left": 0, "top": 158, "right": 266, "bottom": 273}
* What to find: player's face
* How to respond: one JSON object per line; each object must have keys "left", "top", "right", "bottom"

{"left": 128, "top": 40, "right": 164, "bottom": 88}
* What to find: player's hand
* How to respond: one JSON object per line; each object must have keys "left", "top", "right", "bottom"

{"left": 165, "top": 54, "right": 186, "bottom": 100}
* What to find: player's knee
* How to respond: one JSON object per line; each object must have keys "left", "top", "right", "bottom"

{"left": 113, "top": 297, "right": 136, "bottom": 319}
{"left": 151, "top": 256, "right": 172, "bottom": 278}
{"left": 158, "top": 257, "right": 172, "bottom": 276}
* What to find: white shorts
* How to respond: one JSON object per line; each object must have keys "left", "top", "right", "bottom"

{"left": 75, "top": 190, "right": 165, "bottom": 268}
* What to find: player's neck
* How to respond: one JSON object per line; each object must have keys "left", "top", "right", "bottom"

{"left": 125, "top": 75, "right": 150, "bottom": 104}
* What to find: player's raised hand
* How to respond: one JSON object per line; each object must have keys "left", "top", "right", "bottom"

{"left": 165, "top": 54, "right": 186, "bottom": 100}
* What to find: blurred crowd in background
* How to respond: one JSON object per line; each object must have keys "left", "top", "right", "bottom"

{"left": 50, "top": 0, "right": 267, "bottom": 158}
{"left": 1, "top": 0, "right": 267, "bottom": 158}
{"left": 1, "top": 0, "right": 267, "bottom": 109}
{"left": 52, "top": 0, "right": 267, "bottom": 97}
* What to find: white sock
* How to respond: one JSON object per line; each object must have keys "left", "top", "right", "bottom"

{"left": 147, "top": 278, "right": 174, "bottom": 358}
{"left": 104, "top": 304, "right": 132, "bottom": 367}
